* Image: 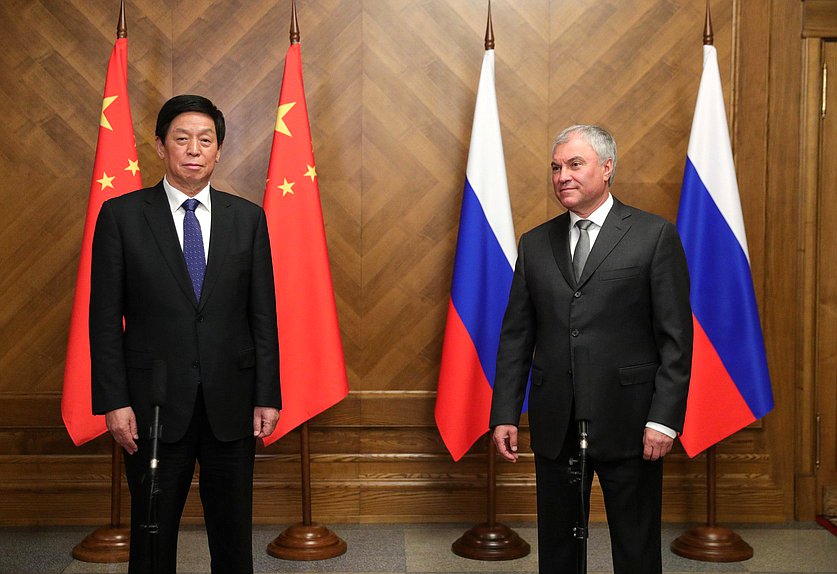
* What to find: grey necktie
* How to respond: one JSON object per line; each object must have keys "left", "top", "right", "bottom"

{"left": 573, "top": 219, "right": 593, "bottom": 281}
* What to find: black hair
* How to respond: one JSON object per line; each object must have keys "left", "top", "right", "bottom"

{"left": 155, "top": 94, "right": 225, "bottom": 145}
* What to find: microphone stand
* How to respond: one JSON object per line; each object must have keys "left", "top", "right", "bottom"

{"left": 569, "top": 420, "right": 590, "bottom": 574}
{"left": 143, "top": 361, "right": 166, "bottom": 574}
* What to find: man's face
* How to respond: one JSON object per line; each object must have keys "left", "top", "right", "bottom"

{"left": 551, "top": 135, "right": 612, "bottom": 218}
{"left": 155, "top": 112, "right": 221, "bottom": 196}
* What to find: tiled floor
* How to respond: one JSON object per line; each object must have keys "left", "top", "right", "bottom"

{"left": 0, "top": 523, "right": 834, "bottom": 573}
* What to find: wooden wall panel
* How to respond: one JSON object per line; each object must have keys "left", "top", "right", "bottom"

{"left": 0, "top": 0, "right": 809, "bottom": 526}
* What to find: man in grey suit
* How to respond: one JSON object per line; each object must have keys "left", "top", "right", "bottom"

{"left": 490, "top": 125, "right": 692, "bottom": 574}
{"left": 90, "top": 95, "right": 281, "bottom": 573}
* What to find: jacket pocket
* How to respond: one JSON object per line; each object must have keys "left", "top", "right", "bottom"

{"left": 618, "top": 362, "right": 658, "bottom": 386}
{"left": 532, "top": 367, "right": 544, "bottom": 386}
{"left": 238, "top": 348, "right": 256, "bottom": 369}
{"left": 598, "top": 266, "right": 640, "bottom": 281}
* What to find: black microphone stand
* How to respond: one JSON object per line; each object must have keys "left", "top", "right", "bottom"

{"left": 143, "top": 360, "right": 166, "bottom": 574}
{"left": 569, "top": 420, "right": 590, "bottom": 574}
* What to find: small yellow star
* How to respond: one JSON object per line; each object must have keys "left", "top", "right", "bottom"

{"left": 304, "top": 164, "right": 317, "bottom": 182}
{"left": 278, "top": 178, "right": 295, "bottom": 196}
{"left": 124, "top": 159, "right": 140, "bottom": 176}
{"left": 100, "top": 96, "right": 118, "bottom": 131}
{"left": 96, "top": 172, "right": 115, "bottom": 191}
{"left": 275, "top": 101, "right": 296, "bottom": 137}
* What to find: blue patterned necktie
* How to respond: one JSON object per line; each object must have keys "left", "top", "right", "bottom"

{"left": 182, "top": 198, "right": 206, "bottom": 301}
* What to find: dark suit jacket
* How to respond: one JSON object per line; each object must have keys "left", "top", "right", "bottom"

{"left": 90, "top": 181, "right": 281, "bottom": 443}
{"left": 489, "top": 198, "right": 692, "bottom": 461}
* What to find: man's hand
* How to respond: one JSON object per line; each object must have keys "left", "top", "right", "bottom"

{"left": 492, "top": 424, "right": 519, "bottom": 462}
{"left": 106, "top": 406, "right": 139, "bottom": 454}
{"left": 643, "top": 427, "right": 674, "bottom": 461}
{"left": 253, "top": 407, "right": 280, "bottom": 439}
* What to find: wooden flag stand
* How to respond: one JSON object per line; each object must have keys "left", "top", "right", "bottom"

{"left": 73, "top": 439, "right": 130, "bottom": 562}
{"left": 451, "top": 436, "right": 530, "bottom": 560}
{"left": 267, "top": 422, "right": 346, "bottom": 560}
{"left": 671, "top": 446, "right": 752, "bottom": 561}
{"left": 671, "top": 5, "right": 753, "bottom": 563}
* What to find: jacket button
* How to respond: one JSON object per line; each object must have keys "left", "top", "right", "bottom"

{"left": 197, "top": 315, "right": 205, "bottom": 323}
{"left": 574, "top": 291, "right": 582, "bottom": 298}
{"left": 192, "top": 361, "right": 200, "bottom": 368}
{"left": 571, "top": 329, "right": 579, "bottom": 337}
{"left": 568, "top": 369, "right": 573, "bottom": 376}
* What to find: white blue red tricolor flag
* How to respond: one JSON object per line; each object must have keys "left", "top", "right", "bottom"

{"left": 435, "top": 49, "right": 519, "bottom": 461}
{"left": 676, "top": 45, "right": 774, "bottom": 457}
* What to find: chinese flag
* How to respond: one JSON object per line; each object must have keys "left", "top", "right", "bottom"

{"left": 62, "top": 38, "right": 142, "bottom": 446}
{"left": 262, "top": 42, "right": 348, "bottom": 445}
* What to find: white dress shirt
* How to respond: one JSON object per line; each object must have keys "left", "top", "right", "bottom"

{"left": 163, "top": 176, "right": 211, "bottom": 263}
{"left": 567, "top": 193, "right": 676, "bottom": 440}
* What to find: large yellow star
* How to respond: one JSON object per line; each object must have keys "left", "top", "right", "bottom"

{"left": 275, "top": 101, "right": 296, "bottom": 137}
{"left": 278, "top": 178, "right": 295, "bottom": 196}
{"left": 100, "top": 96, "right": 118, "bottom": 131}
{"left": 124, "top": 159, "right": 140, "bottom": 176}
{"left": 304, "top": 164, "right": 317, "bottom": 182}
{"left": 96, "top": 172, "right": 115, "bottom": 191}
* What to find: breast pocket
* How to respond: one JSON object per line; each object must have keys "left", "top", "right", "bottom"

{"left": 598, "top": 266, "right": 641, "bottom": 282}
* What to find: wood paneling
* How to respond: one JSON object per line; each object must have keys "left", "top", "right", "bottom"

{"left": 0, "top": 0, "right": 813, "bottom": 526}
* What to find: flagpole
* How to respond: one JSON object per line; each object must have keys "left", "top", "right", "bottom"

{"left": 448, "top": 5, "right": 529, "bottom": 559}
{"left": 671, "top": 4, "right": 753, "bottom": 562}
{"left": 265, "top": 2, "right": 346, "bottom": 559}
{"left": 72, "top": 3, "right": 131, "bottom": 560}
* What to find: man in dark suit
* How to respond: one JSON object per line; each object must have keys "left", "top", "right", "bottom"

{"left": 490, "top": 125, "right": 692, "bottom": 574}
{"left": 90, "top": 95, "right": 281, "bottom": 574}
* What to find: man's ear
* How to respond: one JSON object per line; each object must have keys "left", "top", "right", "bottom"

{"left": 155, "top": 136, "right": 165, "bottom": 160}
{"left": 602, "top": 158, "right": 613, "bottom": 183}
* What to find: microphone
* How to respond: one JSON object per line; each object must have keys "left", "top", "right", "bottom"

{"left": 149, "top": 360, "right": 166, "bottom": 470}
{"left": 151, "top": 360, "right": 167, "bottom": 408}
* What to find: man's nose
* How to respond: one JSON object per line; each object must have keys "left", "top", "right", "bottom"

{"left": 187, "top": 139, "right": 200, "bottom": 155}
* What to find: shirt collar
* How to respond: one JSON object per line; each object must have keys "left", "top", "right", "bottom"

{"left": 162, "top": 176, "right": 212, "bottom": 213}
{"left": 569, "top": 192, "right": 613, "bottom": 229}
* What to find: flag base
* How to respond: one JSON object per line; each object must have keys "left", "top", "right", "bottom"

{"left": 451, "top": 522, "right": 531, "bottom": 561}
{"left": 670, "top": 525, "right": 753, "bottom": 562}
{"left": 71, "top": 525, "right": 130, "bottom": 563}
{"left": 266, "top": 522, "right": 347, "bottom": 561}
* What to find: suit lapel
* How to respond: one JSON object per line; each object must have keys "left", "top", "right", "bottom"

{"left": 577, "top": 198, "right": 632, "bottom": 286}
{"left": 142, "top": 182, "right": 198, "bottom": 306}
{"left": 548, "top": 212, "right": 576, "bottom": 288}
{"left": 199, "top": 188, "right": 232, "bottom": 310}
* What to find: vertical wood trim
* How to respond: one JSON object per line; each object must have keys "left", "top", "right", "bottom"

{"left": 796, "top": 37, "right": 824, "bottom": 521}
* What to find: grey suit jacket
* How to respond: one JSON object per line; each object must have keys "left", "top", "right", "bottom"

{"left": 489, "top": 198, "right": 692, "bottom": 461}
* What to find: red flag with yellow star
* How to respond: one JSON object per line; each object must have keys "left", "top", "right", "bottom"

{"left": 62, "top": 38, "right": 142, "bottom": 446}
{"left": 262, "top": 42, "right": 348, "bottom": 445}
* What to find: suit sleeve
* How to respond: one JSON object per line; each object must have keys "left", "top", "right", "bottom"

{"left": 647, "top": 221, "right": 693, "bottom": 432}
{"left": 489, "top": 236, "right": 536, "bottom": 429}
{"left": 89, "top": 201, "right": 131, "bottom": 414}
{"left": 249, "top": 209, "right": 282, "bottom": 409}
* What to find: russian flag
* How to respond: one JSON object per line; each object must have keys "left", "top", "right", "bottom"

{"left": 435, "top": 48, "right": 519, "bottom": 462}
{"left": 676, "top": 45, "right": 774, "bottom": 457}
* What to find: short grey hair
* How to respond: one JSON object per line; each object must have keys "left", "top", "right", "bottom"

{"left": 552, "top": 124, "right": 617, "bottom": 186}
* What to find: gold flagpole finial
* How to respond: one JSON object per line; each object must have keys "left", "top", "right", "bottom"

{"left": 117, "top": 0, "right": 127, "bottom": 39}
{"left": 703, "top": 0, "right": 714, "bottom": 46}
{"left": 485, "top": 0, "right": 495, "bottom": 50}
{"left": 290, "top": 0, "right": 300, "bottom": 45}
